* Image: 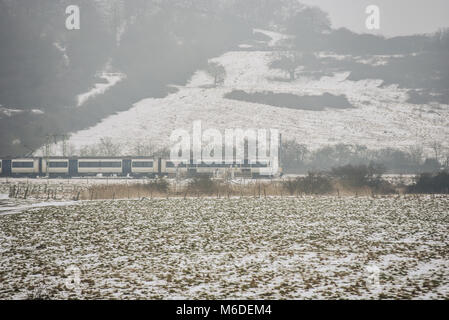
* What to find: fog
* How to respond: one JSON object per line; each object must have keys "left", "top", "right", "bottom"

{"left": 0, "top": 0, "right": 448, "bottom": 172}
{"left": 300, "top": 0, "right": 449, "bottom": 36}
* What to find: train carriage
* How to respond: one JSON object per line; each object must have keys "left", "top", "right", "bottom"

{"left": 42, "top": 159, "right": 70, "bottom": 176}
{"left": 11, "top": 158, "right": 40, "bottom": 176}
{"left": 130, "top": 158, "right": 158, "bottom": 177}
{"left": 196, "top": 162, "right": 231, "bottom": 176}
{"left": 77, "top": 158, "right": 123, "bottom": 176}
{"left": 161, "top": 160, "right": 189, "bottom": 176}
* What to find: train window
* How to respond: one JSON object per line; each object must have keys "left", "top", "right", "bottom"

{"left": 166, "top": 162, "right": 175, "bottom": 168}
{"left": 79, "top": 161, "right": 122, "bottom": 168}
{"left": 132, "top": 161, "right": 153, "bottom": 168}
{"left": 79, "top": 162, "right": 100, "bottom": 168}
{"left": 49, "top": 161, "right": 68, "bottom": 168}
{"left": 199, "top": 162, "right": 213, "bottom": 168}
{"left": 12, "top": 161, "right": 34, "bottom": 168}
{"left": 102, "top": 162, "right": 121, "bottom": 168}
{"left": 0, "top": 161, "right": 2, "bottom": 168}
{"left": 252, "top": 162, "right": 269, "bottom": 168}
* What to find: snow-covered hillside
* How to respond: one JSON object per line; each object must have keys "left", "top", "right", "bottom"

{"left": 39, "top": 29, "right": 449, "bottom": 156}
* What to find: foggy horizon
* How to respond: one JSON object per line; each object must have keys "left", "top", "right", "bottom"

{"left": 300, "top": 0, "right": 449, "bottom": 37}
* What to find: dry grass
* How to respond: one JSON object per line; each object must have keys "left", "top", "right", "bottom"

{"left": 79, "top": 178, "right": 400, "bottom": 201}
{"left": 80, "top": 180, "right": 169, "bottom": 200}
{"left": 80, "top": 179, "right": 288, "bottom": 200}
{"left": 1, "top": 175, "right": 401, "bottom": 202}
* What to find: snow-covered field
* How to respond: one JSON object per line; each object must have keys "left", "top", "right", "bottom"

{"left": 38, "top": 28, "right": 449, "bottom": 157}
{"left": 0, "top": 196, "right": 448, "bottom": 299}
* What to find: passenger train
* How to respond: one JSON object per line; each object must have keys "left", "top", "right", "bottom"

{"left": 0, "top": 157, "right": 280, "bottom": 178}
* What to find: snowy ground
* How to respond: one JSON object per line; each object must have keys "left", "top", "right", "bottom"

{"left": 77, "top": 71, "right": 126, "bottom": 107}
{"left": 0, "top": 197, "right": 77, "bottom": 216}
{"left": 0, "top": 196, "right": 448, "bottom": 299}
{"left": 37, "top": 28, "right": 449, "bottom": 157}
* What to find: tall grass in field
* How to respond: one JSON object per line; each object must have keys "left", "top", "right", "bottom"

{"left": 81, "top": 179, "right": 170, "bottom": 200}
{"left": 80, "top": 177, "right": 287, "bottom": 200}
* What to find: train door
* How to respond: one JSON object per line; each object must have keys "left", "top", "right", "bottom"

{"left": 38, "top": 158, "right": 43, "bottom": 175}
{"left": 2, "top": 160, "right": 11, "bottom": 176}
{"left": 122, "top": 159, "right": 132, "bottom": 177}
{"left": 69, "top": 159, "right": 78, "bottom": 177}
{"left": 158, "top": 158, "right": 163, "bottom": 176}
{"left": 187, "top": 158, "right": 196, "bottom": 176}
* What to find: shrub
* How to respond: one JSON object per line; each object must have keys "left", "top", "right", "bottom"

{"left": 408, "top": 171, "right": 449, "bottom": 194}
{"left": 283, "top": 172, "right": 333, "bottom": 195}
{"left": 298, "top": 172, "right": 333, "bottom": 194}
{"left": 283, "top": 179, "right": 299, "bottom": 195}
{"left": 147, "top": 178, "right": 169, "bottom": 193}
{"left": 371, "top": 180, "right": 397, "bottom": 195}
{"left": 187, "top": 175, "right": 218, "bottom": 195}
{"left": 331, "top": 163, "right": 385, "bottom": 188}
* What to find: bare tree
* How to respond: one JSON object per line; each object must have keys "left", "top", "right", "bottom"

{"left": 273, "top": 51, "right": 303, "bottom": 81}
{"left": 206, "top": 62, "right": 226, "bottom": 86}
{"left": 152, "top": 146, "right": 170, "bottom": 158}
{"left": 430, "top": 141, "right": 442, "bottom": 161}
{"left": 408, "top": 145, "right": 424, "bottom": 166}
{"left": 80, "top": 145, "right": 100, "bottom": 157}
{"left": 99, "top": 137, "right": 122, "bottom": 156}
{"left": 66, "top": 143, "right": 77, "bottom": 157}
{"left": 443, "top": 147, "right": 449, "bottom": 169}
{"left": 434, "top": 27, "right": 449, "bottom": 50}
{"left": 133, "top": 141, "right": 154, "bottom": 156}
{"left": 79, "top": 137, "right": 122, "bottom": 156}
{"left": 286, "top": 6, "right": 331, "bottom": 35}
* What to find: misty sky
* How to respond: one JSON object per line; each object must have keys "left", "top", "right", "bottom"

{"left": 299, "top": 0, "right": 449, "bottom": 36}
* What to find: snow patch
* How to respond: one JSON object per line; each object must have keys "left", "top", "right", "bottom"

{"left": 77, "top": 65, "right": 126, "bottom": 107}
{"left": 0, "top": 107, "right": 23, "bottom": 117}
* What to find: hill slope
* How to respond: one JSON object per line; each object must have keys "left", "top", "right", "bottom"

{"left": 43, "top": 29, "right": 449, "bottom": 157}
